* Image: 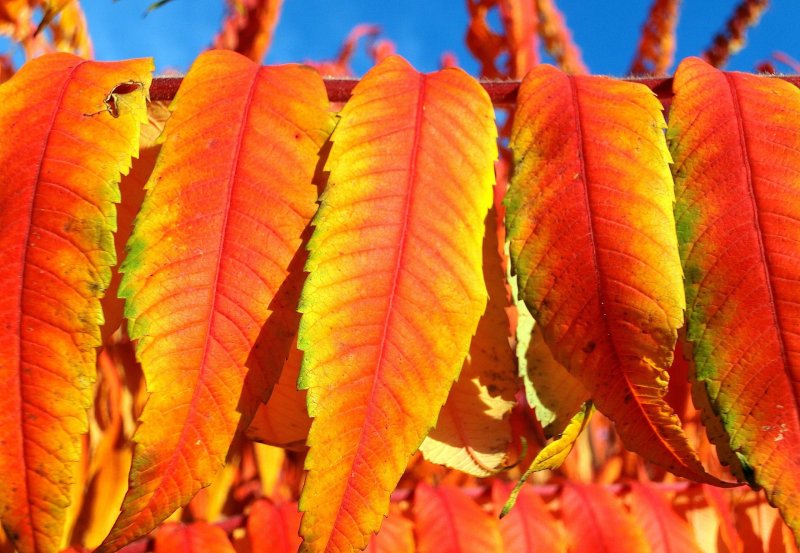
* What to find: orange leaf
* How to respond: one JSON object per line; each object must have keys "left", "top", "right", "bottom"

{"left": 669, "top": 56, "right": 800, "bottom": 539}
{"left": 414, "top": 483, "right": 502, "bottom": 553}
{"left": 420, "top": 210, "right": 517, "bottom": 476}
{"left": 154, "top": 521, "right": 236, "bottom": 553}
{"left": 247, "top": 500, "right": 301, "bottom": 553}
{"left": 0, "top": 53, "right": 152, "bottom": 553}
{"left": 627, "top": 482, "right": 702, "bottom": 553}
{"left": 297, "top": 55, "right": 497, "bottom": 552}
{"left": 561, "top": 483, "right": 649, "bottom": 553}
{"left": 97, "top": 50, "right": 333, "bottom": 552}
{"left": 506, "top": 63, "right": 724, "bottom": 485}
{"left": 492, "top": 480, "right": 566, "bottom": 553}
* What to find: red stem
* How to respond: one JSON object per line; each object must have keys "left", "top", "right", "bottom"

{"left": 148, "top": 75, "right": 800, "bottom": 106}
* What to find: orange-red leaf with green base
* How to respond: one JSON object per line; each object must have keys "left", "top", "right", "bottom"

{"left": 0, "top": 53, "right": 151, "bottom": 553}
{"left": 669, "top": 56, "right": 800, "bottom": 542}
{"left": 97, "top": 50, "right": 333, "bottom": 553}
{"left": 297, "top": 55, "right": 497, "bottom": 553}
{"left": 505, "top": 64, "right": 726, "bottom": 485}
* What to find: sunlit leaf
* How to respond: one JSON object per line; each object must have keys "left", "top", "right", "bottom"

{"left": 97, "top": 50, "right": 333, "bottom": 552}
{"left": 506, "top": 63, "right": 724, "bottom": 485}
{"left": 297, "top": 55, "right": 497, "bottom": 552}
{"left": 0, "top": 53, "right": 151, "bottom": 553}
{"left": 669, "top": 56, "right": 800, "bottom": 541}
{"left": 420, "top": 210, "right": 517, "bottom": 477}
{"left": 501, "top": 402, "right": 592, "bottom": 517}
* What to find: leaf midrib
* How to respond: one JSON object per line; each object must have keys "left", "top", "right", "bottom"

{"left": 325, "top": 71, "right": 427, "bottom": 552}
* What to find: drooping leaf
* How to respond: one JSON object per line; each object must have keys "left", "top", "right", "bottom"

{"left": 420, "top": 210, "right": 517, "bottom": 477}
{"left": 561, "top": 483, "right": 649, "bottom": 553}
{"left": 247, "top": 500, "right": 301, "bottom": 553}
{"left": 492, "top": 480, "right": 566, "bottom": 553}
{"left": 154, "top": 522, "right": 235, "bottom": 553}
{"left": 669, "top": 56, "right": 800, "bottom": 540}
{"left": 414, "top": 483, "right": 503, "bottom": 553}
{"left": 627, "top": 482, "right": 701, "bottom": 553}
{"left": 501, "top": 402, "right": 592, "bottom": 517}
{"left": 297, "top": 55, "right": 497, "bottom": 552}
{"left": 0, "top": 53, "right": 151, "bottom": 553}
{"left": 506, "top": 63, "right": 724, "bottom": 485}
{"left": 98, "top": 50, "right": 333, "bottom": 553}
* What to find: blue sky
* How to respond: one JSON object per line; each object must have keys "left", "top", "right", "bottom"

{"left": 17, "top": 1, "right": 800, "bottom": 76}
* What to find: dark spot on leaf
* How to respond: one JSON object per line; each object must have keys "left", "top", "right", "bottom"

{"left": 103, "top": 81, "right": 143, "bottom": 118}
{"left": 582, "top": 341, "right": 596, "bottom": 353}
{"left": 623, "top": 393, "right": 632, "bottom": 404}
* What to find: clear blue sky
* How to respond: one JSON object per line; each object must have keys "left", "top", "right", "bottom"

{"left": 26, "top": 1, "right": 800, "bottom": 76}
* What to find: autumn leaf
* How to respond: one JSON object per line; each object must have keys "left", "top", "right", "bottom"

{"left": 0, "top": 53, "right": 151, "bottom": 553}
{"left": 297, "top": 55, "right": 497, "bottom": 552}
{"left": 669, "top": 55, "right": 800, "bottom": 543}
{"left": 414, "top": 483, "right": 503, "bottom": 553}
{"left": 419, "top": 210, "right": 517, "bottom": 477}
{"left": 97, "top": 50, "right": 333, "bottom": 552}
{"left": 501, "top": 402, "right": 592, "bottom": 517}
{"left": 506, "top": 63, "right": 725, "bottom": 485}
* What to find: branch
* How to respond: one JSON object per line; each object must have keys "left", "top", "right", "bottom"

{"left": 148, "top": 75, "right": 800, "bottom": 107}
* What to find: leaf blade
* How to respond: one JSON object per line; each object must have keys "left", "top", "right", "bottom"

{"left": 98, "top": 50, "right": 333, "bottom": 552}
{"left": 670, "top": 56, "right": 800, "bottom": 540}
{"left": 0, "top": 53, "right": 152, "bottom": 553}
{"left": 506, "top": 64, "right": 722, "bottom": 484}
{"left": 298, "top": 55, "right": 497, "bottom": 552}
